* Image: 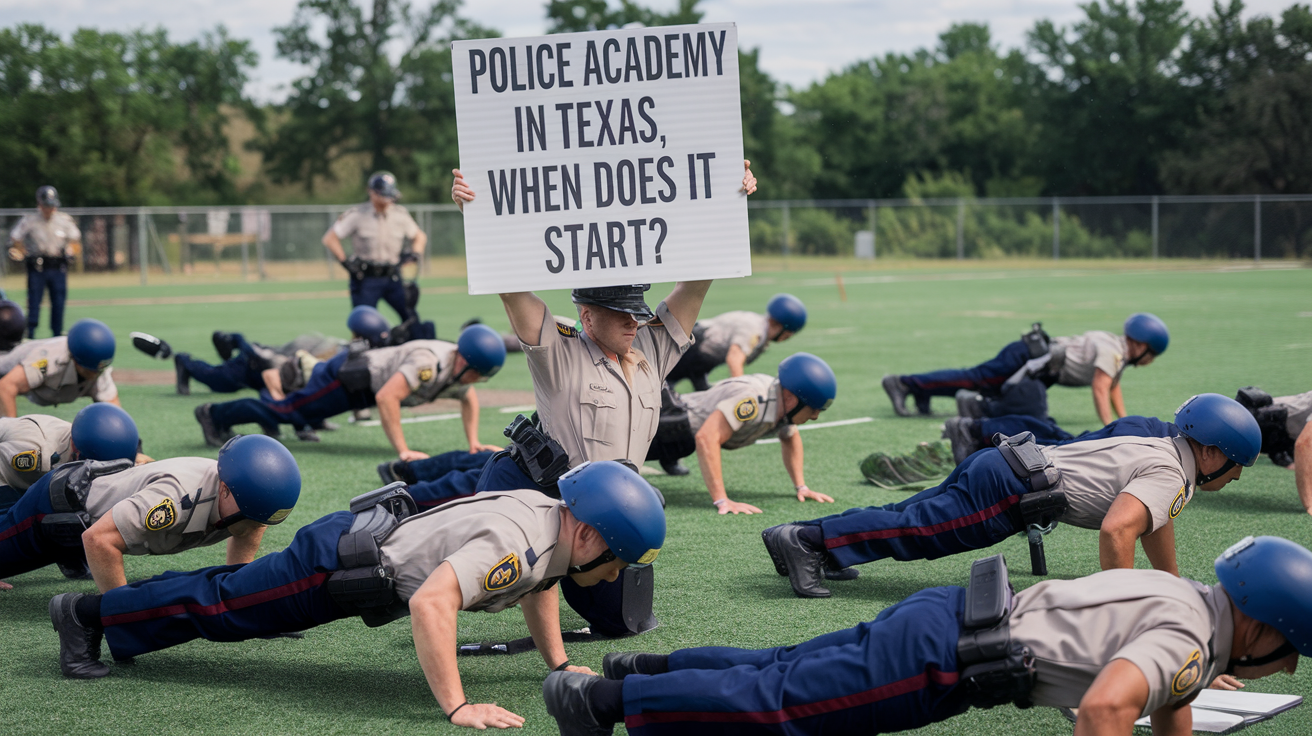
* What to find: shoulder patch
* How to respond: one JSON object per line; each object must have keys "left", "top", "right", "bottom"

{"left": 145, "top": 498, "right": 177, "bottom": 532}
{"left": 34, "top": 358, "right": 48, "bottom": 376}
{"left": 418, "top": 367, "right": 434, "bottom": 383}
{"left": 483, "top": 553, "right": 521, "bottom": 592}
{"left": 1171, "top": 650, "right": 1203, "bottom": 697}
{"left": 749, "top": 335, "right": 761, "bottom": 350}
{"left": 11, "top": 449, "right": 39, "bottom": 472}
{"left": 734, "top": 397, "right": 759, "bottom": 422}
{"left": 1169, "top": 485, "right": 1187, "bottom": 519}
{"left": 556, "top": 322, "right": 579, "bottom": 338}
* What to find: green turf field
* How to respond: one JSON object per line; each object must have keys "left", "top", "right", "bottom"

{"left": 1, "top": 260, "right": 1310, "bottom": 735}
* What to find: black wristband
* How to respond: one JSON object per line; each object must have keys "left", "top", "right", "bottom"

{"left": 445, "top": 701, "right": 470, "bottom": 721}
{"left": 553, "top": 661, "right": 571, "bottom": 672}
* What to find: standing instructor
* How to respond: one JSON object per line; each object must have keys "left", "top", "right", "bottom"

{"left": 9, "top": 186, "right": 79, "bottom": 338}
{"left": 322, "top": 172, "right": 427, "bottom": 323}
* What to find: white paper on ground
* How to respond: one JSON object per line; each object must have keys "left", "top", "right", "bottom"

{"left": 1130, "top": 691, "right": 1302, "bottom": 733}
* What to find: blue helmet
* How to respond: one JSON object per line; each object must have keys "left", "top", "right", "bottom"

{"left": 347, "top": 306, "right": 391, "bottom": 347}
{"left": 1125, "top": 313, "right": 1169, "bottom": 356}
{"left": 0, "top": 300, "right": 24, "bottom": 350}
{"left": 767, "top": 294, "right": 807, "bottom": 333}
{"left": 457, "top": 323, "right": 507, "bottom": 378}
{"left": 778, "top": 352, "right": 837, "bottom": 412}
{"left": 67, "top": 319, "right": 116, "bottom": 371}
{"left": 1175, "top": 393, "right": 1262, "bottom": 467}
{"left": 1215, "top": 536, "right": 1312, "bottom": 656}
{"left": 216, "top": 435, "right": 301, "bottom": 525}
{"left": 557, "top": 460, "right": 665, "bottom": 567}
{"left": 70, "top": 403, "right": 138, "bottom": 462}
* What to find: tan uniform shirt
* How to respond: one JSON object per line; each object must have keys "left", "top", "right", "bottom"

{"left": 1043, "top": 435, "right": 1197, "bottom": 531}
{"left": 1274, "top": 390, "right": 1312, "bottom": 438}
{"left": 694, "top": 311, "right": 771, "bottom": 365}
{"left": 522, "top": 303, "right": 691, "bottom": 467}
{"left": 0, "top": 337, "right": 117, "bottom": 406}
{"left": 379, "top": 490, "right": 573, "bottom": 611}
{"left": 9, "top": 211, "right": 80, "bottom": 257}
{"left": 1051, "top": 331, "right": 1129, "bottom": 386}
{"left": 0, "top": 414, "right": 72, "bottom": 490}
{"left": 84, "top": 458, "right": 232, "bottom": 556}
{"left": 331, "top": 202, "right": 421, "bottom": 264}
{"left": 1011, "top": 570, "right": 1232, "bottom": 714}
{"left": 684, "top": 373, "right": 797, "bottom": 450}
{"left": 362, "top": 339, "right": 468, "bottom": 405}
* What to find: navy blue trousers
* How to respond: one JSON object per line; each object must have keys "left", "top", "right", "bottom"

{"left": 806, "top": 450, "right": 1029, "bottom": 569}
{"left": 209, "top": 352, "right": 354, "bottom": 432}
{"left": 902, "top": 341, "right": 1031, "bottom": 403}
{"left": 409, "top": 449, "right": 497, "bottom": 482}
{"left": 0, "top": 483, "right": 21, "bottom": 514}
{"left": 180, "top": 333, "right": 265, "bottom": 393}
{"left": 980, "top": 414, "right": 1176, "bottom": 447}
{"left": 26, "top": 265, "right": 67, "bottom": 338}
{"left": 979, "top": 415, "right": 1074, "bottom": 445}
{"left": 102, "top": 512, "right": 353, "bottom": 659}
{"left": 0, "top": 473, "right": 85, "bottom": 579}
{"left": 350, "top": 275, "right": 413, "bottom": 323}
{"left": 404, "top": 451, "right": 497, "bottom": 509}
{"left": 622, "top": 586, "right": 968, "bottom": 736}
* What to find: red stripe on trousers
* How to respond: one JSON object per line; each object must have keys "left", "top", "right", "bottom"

{"left": 101, "top": 571, "right": 332, "bottom": 627}
{"left": 625, "top": 668, "right": 959, "bottom": 727}
{"left": 270, "top": 380, "right": 343, "bottom": 415}
{"left": 0, "top": 513, "right": 44, "bottom": 542}
{"left": 825, "top": 495, "right": 1021, "bottom": 549}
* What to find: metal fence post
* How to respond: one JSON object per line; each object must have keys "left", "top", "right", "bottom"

{"left": 869, "top": 200, "right": 877, "bottom": 259}
{"left": 1254, "top": 194, "right": 1262, "bottom": 262}
{"left": 956, "top": 198, "right": 965, "bottom": 259}
{"left": 1052, "top": 198, "right": 1060, "bottom": 260}
{"left": 781, "top": 203, "right": 790, "bottom": 267}
{"left": 1151, "top": 196, "right": 1159, "bottom": 259}
{"left": 137, "top": 208, "right": 148, "bottom": 285}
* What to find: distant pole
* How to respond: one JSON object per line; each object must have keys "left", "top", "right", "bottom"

{"left": 1052, "top": 198, "right": 1060, "bottom": 260}
{"left": 1254, "top": 194, "right": 1262, "bottom": 262}
{"left": 1151, "top": 196, "right": 1159, "bottom": 259}
{"left": 868, "top": 200, "right": 877, "bottom": 260}
{"left": 137, "top": 208, "right": 148, "bottom": 285}
{"left": 956, "top": 198, "right": 965, "bottom": 259}
{"left": 782, "top": 203, "right": 791, "bottom": 268}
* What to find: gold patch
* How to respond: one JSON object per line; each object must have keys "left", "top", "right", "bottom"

{"left": 34, "top": 358, "right": 48, "bottom": 376}
{"left": 733, "top": 397, "right": 758, "bottom": 422}
{"left": 418, "top": 367, "right": 434, "bottom": 383}
{"left": 556, "top": 322, "right": 579, "bottom": 338}
{"left": 145, "top": 498, "right": 177, "bottom": 532}
{"left": 1171, "top": 650, "right": 1203, "bottom": 697}
{"left": 10, "top": 449, "right": 39, "bottom": 472}
{"left": 483, "top": 553, "right": 521, "bottom": 591}
{"left": 637, "top": 548, "right": 660, "bottom": 565}
{"left": 1169, "top": 486, "right": 1187, "bottom": 519}
{"left": 266, "top": 508, "right": 293, "bottom": 525}
{"left": 749, "top": 335, "right": 760, "bottom": 350}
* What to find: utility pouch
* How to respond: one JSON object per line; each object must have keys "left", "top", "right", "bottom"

{"left": 956, "top": 555, "right": 1035, "bottom": 710}
{"left": 327, "top": 484, "right": 416, "bottom": 615}
{"left": 1021, "top": 323, "right": 1051, "bottom": 360}
{"left": 1235, "top": 386, "right": 1273, "bottom": 410}
{"left": 1017, "top": 490, "right": 1068, "bottom": 576}
{"left": 645, "top": 385, "right": 696, "bottom": 462}
{"left": 504, "top": 414, "right": 571, "bottom": 487}
{"left": 40, "top": 512, "right": 91, "bottom": 547}
{"left": 47, "top": 458, "right": 135, "bottom": 513}
{"left": 992, "top": 432, "right": 1061, "bottom": 493}
{"left": 337, "top": 352, "right": 373, "bottom": 409}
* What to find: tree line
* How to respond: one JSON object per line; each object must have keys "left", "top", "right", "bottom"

{"left": 2, "top": 0, "right": 1310, "bottom": 207}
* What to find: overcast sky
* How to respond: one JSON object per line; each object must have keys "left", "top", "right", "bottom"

{"left": 1, "top": 0, "right": 1296, "bottom": 101}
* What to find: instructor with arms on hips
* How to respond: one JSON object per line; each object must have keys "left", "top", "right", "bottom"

{"left": 322, "top": 172, "right": 427, "bottom": 322}
{"left": 9, "top": 186, "right": 79, "bottom": 339}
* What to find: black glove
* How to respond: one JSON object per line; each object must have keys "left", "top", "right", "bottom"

{"left": 340, "top": 256, "right": 365, "bottom": 278}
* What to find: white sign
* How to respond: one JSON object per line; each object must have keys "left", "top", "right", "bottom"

{"left": 453, "top": 23, "right": 750, "bottom": 295}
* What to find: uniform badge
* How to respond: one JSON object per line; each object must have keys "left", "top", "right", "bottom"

{"left": 483, "top": 553, "right": 521, "bottom": 591}
{"left": 637, "top": 548, "right": 660, "bottom": 565}
{"left": 734, "top": 398, "right": 758, "bottom": 422}
{"left": 418, "top": 368, "right": 434, "bottom": 383}
{"left": 145, "top": 498, "right": 177, "bottom": 531}
{"left": 34, "top": 358, "right": 48, "bottom": 377}
{"left": 556, "top": 322, "right": 579, "bottom": 338}
{"left": 10, "top": 449, "right": 39, "bottom": 472}
{"left": 749, "top": 335, "right": 760, "bottom": 349}
{"left": 1171, "top": 650, "right": 1203, "bottom": 697}
{"left": 1169, "top": 485, "right": 1188, "bottom": 519}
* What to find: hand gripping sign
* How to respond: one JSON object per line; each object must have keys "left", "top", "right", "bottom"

{"left": 454, "top": 23, "right": 751, "bottom": 295}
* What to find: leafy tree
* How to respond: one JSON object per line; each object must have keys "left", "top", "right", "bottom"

{"left": 545, "top": 0, "right": 702, "bottom": 33}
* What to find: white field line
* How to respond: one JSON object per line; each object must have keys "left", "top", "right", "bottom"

{"left": 498, "top": 404, "right": 538, "bottom": 414}
{"left": 753, "top": 416, "right": 873, "bottom": 444}
{"left": 356, "top": 413, "right": 461, "bottom": 427}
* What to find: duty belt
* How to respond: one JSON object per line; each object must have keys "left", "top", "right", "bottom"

{"left": 504, "top": 413, "right": 571, "bottom": 492}
{"left": 326, "top": 483, "right": 418, "bottom": 627}
{"left": 956, "top": 554, "right": 1036, "bottom": 710}
{"left": 992, "top": 432, "right": 1061, "bottom": 493}
{"left": 359, "top": 262, "right": 399, "bottom": 279}
{"left": 991, "top": 432, "right": 1068, "bottom": 576}
{"left": 27, "top": 255, "right": 68, "bottom": 272}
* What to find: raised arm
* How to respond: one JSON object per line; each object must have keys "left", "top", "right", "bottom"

{"left": 499, "top": 292, "right": 550, "bottom": 347}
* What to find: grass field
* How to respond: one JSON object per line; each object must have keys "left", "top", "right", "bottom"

{"left": 1, "top": 259, "right": 1310, "bottom": 735}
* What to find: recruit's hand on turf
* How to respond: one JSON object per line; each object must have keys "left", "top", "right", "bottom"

{"left": 451, "top": 169, "right": 475, "bottom": 212}
{"left": 796, "top": 486, "right": 835, "bottom": 504}
{"left": 0, "top": 579, "right": 11, "bottom": 590}
{"left": 564, "top": 665, "right": 597, "bottom": 675}
{"left": 1209, "top": 674, "right": 1245, "bottom": 691}
{"left": 469, "top": 442, "right": 503, "bottom": 453}
{"left": 718, "top": 499, "right": 763, "bottom": 515}
{"left": 740, "top": 160, "right": 757, "bottom": 195}
{"left": 400, "top": 449, "right": 430, "bottom": 462}
{"left": 450, "top": 702, "right": 525, "bottom": 730}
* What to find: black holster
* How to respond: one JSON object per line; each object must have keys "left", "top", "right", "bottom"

{"left": 992, "top": 432, "right": 1061, "bottom": 493}
{"left": 1235, "top": 387, "right": 1296, "bottom": 464}
{"left": 504, "top": 414, "right": 571, "bottom": 489}
{"left": 956, "top": 555, "right": 1035, "bottom": 710}
{"left": 1020, "top": 322, "right": 1050, "bottom": 360}
{"left": 992, "top": 434, "right": 1064, "bottom": 576}
{"left": 336, "top": 349, "right": 374, "bottom": 410}
{"left": 41, "top": 459, "right": 134, "bottom": 547}
{"left": 326, "top": 483, "right": 417, "bottom": 626}
{"left": 645, "top": 385, "right": 696, "bottom": 463}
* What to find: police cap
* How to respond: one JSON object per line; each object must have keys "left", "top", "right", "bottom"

{"left": 571, "top": 285, "right": 654, "bottom": 320}
{"left": 36, "top": 186, "right": 60, "bottom": 207}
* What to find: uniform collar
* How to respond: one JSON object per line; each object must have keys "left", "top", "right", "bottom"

{"left": 580, "top": 328, "right": 650, "bottom": 374}
{"left": 1171, "top": 435, "right": 1199, "bottom": 492}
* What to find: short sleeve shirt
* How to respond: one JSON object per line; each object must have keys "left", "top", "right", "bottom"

{"left": 1051, "top": 331, "right": 1129, "bottom": 386}
{"left": 1043, "top": 435, "right": 1197, "bottom": 531}
{"left": 379, "top": 490, "right": 573, "bottom": 611}
{"left": 1274, "top": 390, "right": 1312, "bottom": 439}
{"left": 0, "top": 337, "right": 118, "bottom": 406}
{"left": 693, "top": 311, "right": 771, "bottom": 365}
{"left": 9, "top": 211, "right": 81, "bottom": 257}
{"left": 1011, "top": 570, "right": 1232, "bottom": 714}
{"left": 362, "top": 339, "right": 467, "bottom": 404}
{"left": 522, "top": 302, "right": 691, "bottom": 467}
{"left": 684, "top": 374, "right": 797, "bottom": 450}
{"left": 331, "top": 202, "right": 421, "bottom": 264}
{"left": 0, "top": 414, "right": 73, "bottom": 490}
{"left": 83, "top": 458, "right": 232, "bottom": 556}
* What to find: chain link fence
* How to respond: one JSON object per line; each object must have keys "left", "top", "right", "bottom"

{"left": 1, "top": 194, "right": 1306, "bottom": 284}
